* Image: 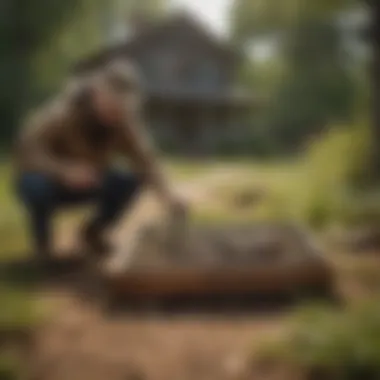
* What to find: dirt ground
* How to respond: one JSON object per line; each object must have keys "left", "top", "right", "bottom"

{"left": 31, "top": 289, "right": 286, "bottom": 380}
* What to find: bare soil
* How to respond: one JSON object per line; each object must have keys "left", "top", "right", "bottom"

{"left": 30, "top": 289, "right": 287, "bottom": 380}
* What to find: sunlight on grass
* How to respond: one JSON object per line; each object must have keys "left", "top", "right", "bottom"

{"left": 0, "top": 287, "right": 40, "bottom": 331}
{"left": 165, "top": 159, "right": 210, "bottom": 180}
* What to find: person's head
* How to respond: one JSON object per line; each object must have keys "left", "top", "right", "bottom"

{"left": 89, "top": 59, "right": 143, "bottom": 127}
{"left": 101, "top": 60, "right": 141, "bottom": 94}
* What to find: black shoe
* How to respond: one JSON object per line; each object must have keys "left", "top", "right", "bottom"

{"left": 81, "top": 223, "right": 112, "bottom": 258}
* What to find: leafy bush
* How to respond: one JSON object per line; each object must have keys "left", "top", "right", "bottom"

{"left": 263, "top": 123, "right": 375, "bottom": 229}
{"left": 301, "top": 123, "right": 371, "bottom": 190}
{"left": 299, "top": 122, "right": 380, "bottom": 228}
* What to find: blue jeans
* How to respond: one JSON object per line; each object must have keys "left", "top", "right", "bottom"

{"left": 17, "top": 169, "right": 142, "bottom": 253}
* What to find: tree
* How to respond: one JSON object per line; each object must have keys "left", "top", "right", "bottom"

{"left": 123, "top": 0, "right": 169, "bottom": 18}
{"left": 231, "top": 0, "right": 358, "bottom": 47}
{"left": 232, "top": 0, "right": 380, "bottom": 176}
{"left": 31, "top": 0, "right": 171, "bottom": 101}
{"left": 0, "top": 0, "right": 170, "bottom": 147}
{"left": 0, "top": 0, "right": 83, "bottom": 144}
{"left": 31, "top": 0, "right": 110, "bottom": 102}
{"left": 231, "top": 0, "right": 363, "bottom": 154}
{"left": 368, "top": 0, "right": 380, "bottom": 175}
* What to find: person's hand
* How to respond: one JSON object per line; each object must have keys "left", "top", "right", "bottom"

{"left": 163, "top": 192, "right": 190, "bottom": 248}
{"left": 166, "top": 192, "right": 189, "bottom": 220}
{"left": 61, "top": 165, "right": 100, "bottom": 190}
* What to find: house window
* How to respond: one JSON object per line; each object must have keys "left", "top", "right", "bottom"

{"left": 198, "top": 60, "right": 220, "bottom": 90}
{"left": 179, "top": 59, "right": 220, "bottom": 91}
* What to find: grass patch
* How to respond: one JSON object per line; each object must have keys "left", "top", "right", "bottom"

{"left": 0, "top": 162, "right": 39, "bottom": 379}
{"left": 254, "top": 301, "right": 380, "bottom": 380}
{"left": 0, "top": 288, "right": 40, "bottom": 332}
{"left": 165, "top": 159, "right": 210, "bottom": 180}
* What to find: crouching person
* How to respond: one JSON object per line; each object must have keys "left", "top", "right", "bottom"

{"left": 14, "top": 60, "right": 186, "bottom": 268}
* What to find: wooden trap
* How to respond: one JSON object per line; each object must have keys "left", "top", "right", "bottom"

{"left": 104, "top": 220, "right": 334, "bottom": 301}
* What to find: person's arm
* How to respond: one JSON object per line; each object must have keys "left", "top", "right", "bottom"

{"left": 120, "top": 111, "right": 174, "bottom": 202}
{"left": 92, "top": 81, "right": 175, "bottom": 204}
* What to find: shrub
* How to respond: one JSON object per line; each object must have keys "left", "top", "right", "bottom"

{"left": 301, "top": 123, "right": 371, "bottom": 189}
{"left": 285, "top": 123, "right": 374, "bottom": 229}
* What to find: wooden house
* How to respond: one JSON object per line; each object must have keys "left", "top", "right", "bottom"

{"left": 75, "top": 14, "right": 254, "bottom": 154}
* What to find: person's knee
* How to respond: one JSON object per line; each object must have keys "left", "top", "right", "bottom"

{"left": 104, "top": 170, "right": 143, "bottom": 201}
{"left": 17, "top": 173, "right": 55, "bottom": 209}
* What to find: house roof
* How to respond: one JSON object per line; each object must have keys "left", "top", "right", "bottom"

{"left": 73, "top": 12, "right": 241, "bottom": 75}
{"left": 146, "top": 88, "right": 255, "bottom": 108}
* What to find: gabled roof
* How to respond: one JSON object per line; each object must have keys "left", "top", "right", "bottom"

{"left": 73, "top": 12, "right": 240, "bottom": 75}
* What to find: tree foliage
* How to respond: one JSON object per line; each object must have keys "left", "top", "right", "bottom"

{"left": 232, "top": 0, "right": 361, "bottom": 153}
{"left": 231, "top": 0, "right": 358, "bottom": 46}
{"left": 123, "top": 0, "right": 169, "bottom": 18}
{"left": 0, "top": 0, "right": 80, "bottom": 143}
{"left": 32, "top": 0, "right": 109, "bottom": 101}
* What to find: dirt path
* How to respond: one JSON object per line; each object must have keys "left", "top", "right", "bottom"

{"left": 175, "top": 166, "right": 250, "bottom": 202}
{"left": 34, "top": 291, "right": 285, "bottom": 380}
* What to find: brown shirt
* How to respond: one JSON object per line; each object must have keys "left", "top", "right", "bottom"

{"left": 15, "top": 84, "right": 123, "bottom": 176}
{"left": 14, "top": 61, "right": 170, "bottom": 199}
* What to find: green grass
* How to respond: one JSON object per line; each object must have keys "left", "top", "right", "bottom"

{"left": 0, "top": 163, "right": 29, "bottom": 253}
{"left": 165, "top": 159, "right": 211, "bottom": 180}
{"left": 0, "top": 162, "right": 39, "bottom": 379}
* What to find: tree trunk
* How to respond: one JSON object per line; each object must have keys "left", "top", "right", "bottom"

{"left": 371, "top": 1, "right": 380, "bottom": 177}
